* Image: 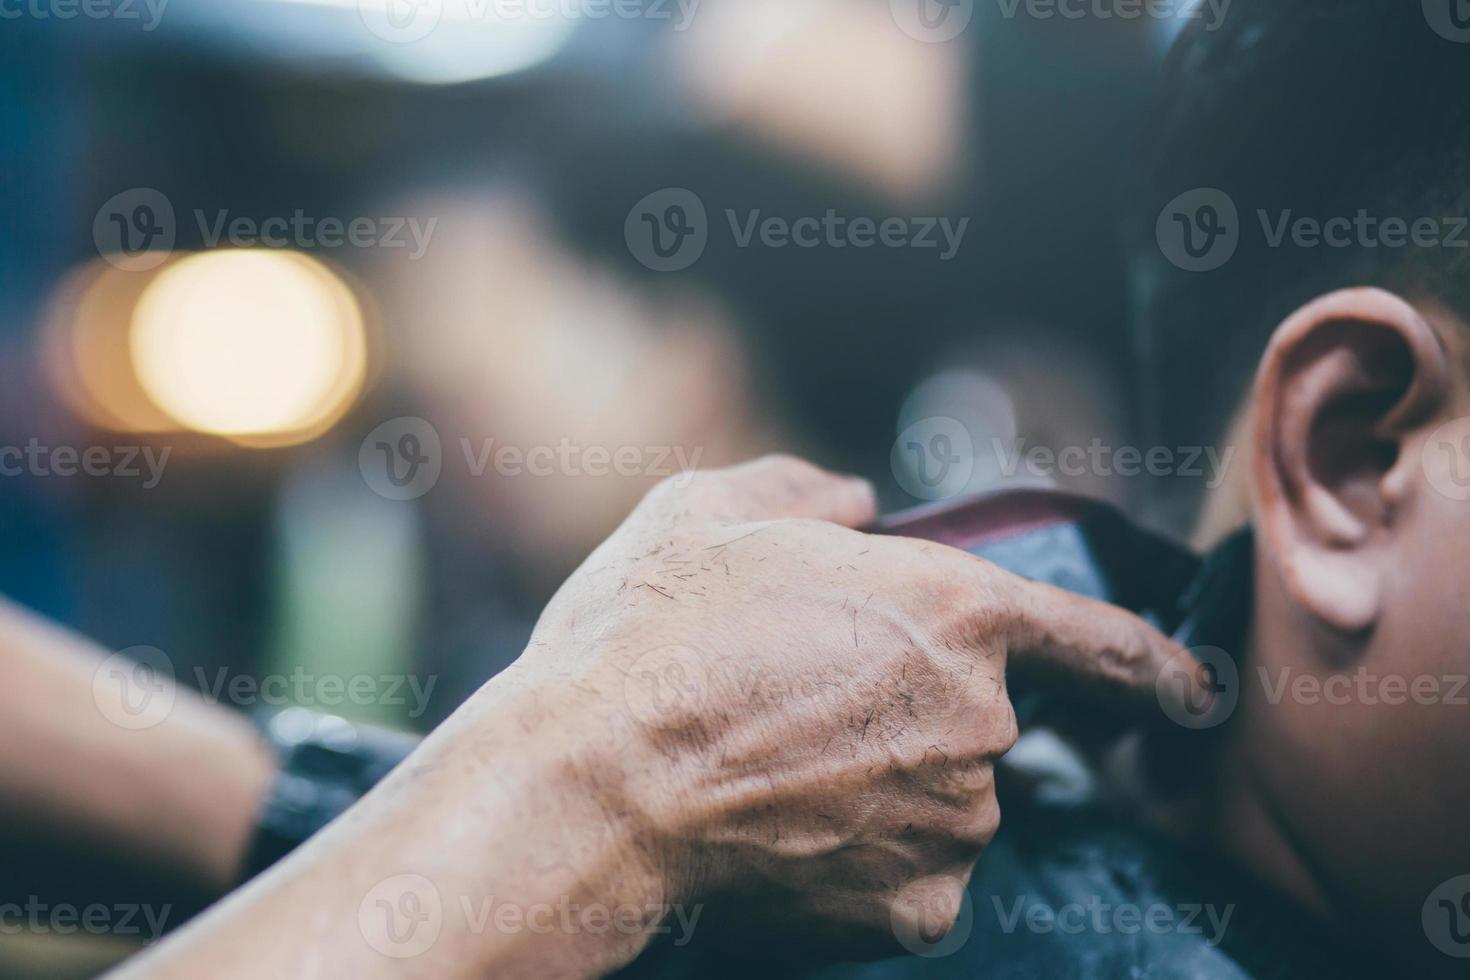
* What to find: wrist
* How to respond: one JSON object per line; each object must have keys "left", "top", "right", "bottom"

{"left": 480, "top": 671, "right": 692, "bottom": 890}
{"left": 437, "top": 673, "right": 696, "bottom": 973}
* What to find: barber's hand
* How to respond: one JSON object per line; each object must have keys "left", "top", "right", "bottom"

{"left": 123, "top": 455, "right": 1198, "bottom": 980}
{"left": 499, "top": 455, "right": 1189, "bottom": 958}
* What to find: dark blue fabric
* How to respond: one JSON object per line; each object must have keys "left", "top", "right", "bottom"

{"left": 621, "top": 791, "right": 1378, "bottom": 980}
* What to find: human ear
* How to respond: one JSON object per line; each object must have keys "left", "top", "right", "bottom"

{"left": 1249, "top": 288, "right": 1450, "bottom": 635}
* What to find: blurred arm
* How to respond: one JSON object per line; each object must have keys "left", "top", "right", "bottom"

{"left": 0, "top": 598, "right": 275, "bottom": 904}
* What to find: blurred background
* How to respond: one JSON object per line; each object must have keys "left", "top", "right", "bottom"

{"left": 0, "top": 1, "right": 1193, "bottom": 971}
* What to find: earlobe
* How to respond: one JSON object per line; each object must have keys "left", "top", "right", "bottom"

{"left": 1249, "top": 288, "right": 1450, "bottom": 635}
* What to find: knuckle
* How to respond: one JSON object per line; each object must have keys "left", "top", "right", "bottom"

{"left": 991, "top": 696, "right": 1020, "bottom": 753}
{"left": 944, "top": 675, "right": 1003, "bottom": 727}
{"left": 914, "top": 563, "right": 1011, "bottom": 649}
{"left": 733, "top": 454, "right": 837, "bottom": 497}
{"left": 752, "top": 452, "right": 802, "bottom": 467}
{"left": 747, "top": 452, "right": 817, "bottom": 477}
{"left": 925, "top": 573, "right": 978, "bottom": 618}
{"left": 781, "top": 516, "right": 857, "bottom": 544}
{"left": 951, "top": 794, "right": 1002, "bottom": 848}
{"left": 1095, "top": 618, "right": 1157, "bottom": 687}
{"left": 726, "top": 453, "right": 809, "bottom": 489}
{"left": 641, "top": 468, "right": 730, "bottom": 520}
{"left": 647, "top": 470, "right": 697, "bottom": 503}
{"left": 929, "top": 753, "right": 998, "bottom": 805}
{"left": 890, "top": 877, "right": 967, "bottom": 938}
{"left": 687, "top": 455, "right": 829, "bottom": 519}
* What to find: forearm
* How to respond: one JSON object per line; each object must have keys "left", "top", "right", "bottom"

{"left": 117, "top": 675, "right": 679, "bottom": 980}
{"left": 0, "top": 599, "right": 275, "bottom": 898}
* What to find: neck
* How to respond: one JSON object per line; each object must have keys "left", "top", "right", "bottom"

{"left": 1111, "top": 731, "right": 1330, "bottom": 921}
{"left": 1122, "top": 622, "right": 1338, "bottom": 927}
{"left": 1193, "top": 720, "right": 1335, "bottom": 920}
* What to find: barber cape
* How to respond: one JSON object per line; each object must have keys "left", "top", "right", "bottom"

{"left": 619, "top": 760, "right": 1379, "bottom": 980}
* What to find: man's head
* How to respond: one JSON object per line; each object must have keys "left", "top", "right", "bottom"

{"left": 1131, "top": 0, "right": 1470, "bottom": 527}
{"left": 1129, "top": 0, "right": 1470, "bottom": 960}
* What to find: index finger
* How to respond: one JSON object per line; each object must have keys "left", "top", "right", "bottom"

{"left": 991, "top": 569, "right": 1215, "bottom": 723}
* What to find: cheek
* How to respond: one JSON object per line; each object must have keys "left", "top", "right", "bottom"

{"left": 1341, "top": 547, "right": 1470, "bottom": 761}
{"left": 1382, "top": 499, "right": 1470, "bottom": 681}
{"left": 1380, "top": 533, "right": 1470, "bottom": 733}
{"left": 1319, "top": 533, "right": 1470, "bottom": 841}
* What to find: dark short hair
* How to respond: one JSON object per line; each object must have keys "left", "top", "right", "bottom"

{"left": 1126, "top": 0, "right": 1470, "bottom": 527}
